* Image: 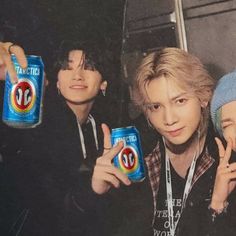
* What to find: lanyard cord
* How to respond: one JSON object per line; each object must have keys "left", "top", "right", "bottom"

{"left": 88, "top": 114, "right": 99, "bottom": 150}
{"left": 163, "top": 135, "right": 199, "bottom": 236}
{"left": 77, "top": 114, "right": 98, "bottom": 159}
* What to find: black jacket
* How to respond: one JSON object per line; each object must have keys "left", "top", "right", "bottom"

{"left": 145, "top": 125, "right": 236, "bottom": 236}
{"left": 1, "top": 90, "right": 110, "bottom": 236}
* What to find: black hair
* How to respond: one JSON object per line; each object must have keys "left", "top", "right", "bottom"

{"left": 54, "top": 40, "right": 112, "bottom": 81}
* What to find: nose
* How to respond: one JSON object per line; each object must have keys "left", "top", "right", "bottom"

{"left": 163, "top": 106, "right": 178, "bottom": 126}
{"left": 72, "top": 67, "right": 84, "bottom": 81}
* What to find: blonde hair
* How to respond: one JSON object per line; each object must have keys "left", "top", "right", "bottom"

{"left": 132, "top": 47, "right": 216, "bottom": 134}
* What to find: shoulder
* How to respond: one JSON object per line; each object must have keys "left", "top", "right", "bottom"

{"left": 145, "top": 142, "right": 162, "bottom": 170}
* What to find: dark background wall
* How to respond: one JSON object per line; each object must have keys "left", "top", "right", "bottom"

{"left": 120, "top": 0, "right": 236, "bottom": 121}
{"left": 0, "top": 0, "right": 127, "bottom": 124}
{"left": 0, "top": 0, "right": 125, "bottom": 71}
{"left": 122, "top": 0, "right": 236, "bottom": 82}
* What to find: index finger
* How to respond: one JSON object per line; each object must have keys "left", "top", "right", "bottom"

{"left": 7, "top": 44, "right": 27, "bottom": 69}
{"left": 224, "top": 138, "right": 232, "bottom": 164}
{"left": 215, "top": 137, "right": 226, "bottom": 165}
{"left": 102, "top": 123, "right": 111, "bottom": 155}
{"left": 2, "top": 42, "right": 27, "bottom": 68}
{"left": 0, "top": 43, "right": 17, "bottom": 83}
{"left": 215, "top": 137, "right": 232, "bottom": 165}
{"left": 0, "top": 42, "right": 27, "bottom": 84}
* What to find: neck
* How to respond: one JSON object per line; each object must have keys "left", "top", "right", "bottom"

{"left": 164, "top": 131, "right": 206, "bottom": 161}
{"left": 66, "top": 101, "right": 93, "bottom": 125}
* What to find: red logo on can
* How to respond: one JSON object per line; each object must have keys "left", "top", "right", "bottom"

{"left": 11, "top": 79, "right": 36, "bottom": 113}
{"left": 118, "top": 146, "right": 139, "bottom": 174}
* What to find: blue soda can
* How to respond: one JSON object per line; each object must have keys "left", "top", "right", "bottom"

{"left": 111, "top": 126, "right": 145, "bottom": 182}
{"left": 2, "top": 55, "right": 44, "bottom": 128}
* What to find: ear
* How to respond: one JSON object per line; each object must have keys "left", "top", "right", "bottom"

{"left": 100, "top": 80, "right": 108, "bottom": 91}
{"left": 201, "top": 101, "right": 208, "bottom": 108}
{"left": 56, "top": 80, "right": 60, "bottom": 89}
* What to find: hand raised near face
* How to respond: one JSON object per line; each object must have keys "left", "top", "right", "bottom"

{"left": 210, "top": 137, "right": 236, "bottom": 210}
{"left": 91, "top": 123, "right": 131, "bottom": 195}
{"left": 0, "top": 42, "right": 27, "bottom": 83}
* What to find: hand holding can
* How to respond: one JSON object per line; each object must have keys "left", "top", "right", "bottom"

{"left": 92, "top": 124, "right": 131, "bottom": 195}
{"left": 2, "top": 55, "right": 45, "bottom": 128}
{"left": 111, "top": 126, "right": 146, "bottom": 182}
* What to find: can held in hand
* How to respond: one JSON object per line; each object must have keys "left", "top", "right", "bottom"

{"left": 2, "top": 55, "right": 44, "bottom": 128}
{"left": 111, "top": 126, "right": 145, "bottom": 182}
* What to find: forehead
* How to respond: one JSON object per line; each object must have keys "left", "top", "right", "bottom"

{"left": 145, "top": 76, "right": 188, "bottom": 102}
{"left": 68, "top": 50, "right": 84, "bottom": 61}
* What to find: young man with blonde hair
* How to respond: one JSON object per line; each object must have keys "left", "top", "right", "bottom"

{"left": 92, "top": 47, "right": 236, "bottom": 236}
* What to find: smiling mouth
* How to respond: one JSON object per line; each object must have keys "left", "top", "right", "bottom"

{"left": 166, "top": 128, "right": 183, "bottom": 137}
{"left": 70, "top": 85, "right": 87, "bottom": 89}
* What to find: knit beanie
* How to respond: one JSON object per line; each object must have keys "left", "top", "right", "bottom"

{"left": 210, "top": 70, "right": 236, "bottom": 135}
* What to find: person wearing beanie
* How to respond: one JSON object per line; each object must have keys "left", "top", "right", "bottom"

{"left": 211, "top": 70, "right": 236, "bottom": 151}
{"left": 210, "top": 70, "right": 236, "bottom": 236}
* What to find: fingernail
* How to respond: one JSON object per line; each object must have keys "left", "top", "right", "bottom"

{"left": 12, "top": 77, "right": 18, "bottom": 84}
{"left": 115, "top": 141, "right": 122, "bottom": 147}
{"left": 119, "top": 141, "right": 124, "bottom": 146}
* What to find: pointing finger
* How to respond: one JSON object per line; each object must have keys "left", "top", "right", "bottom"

{"left": 3, "top": 42, "right": 27, "bottom": 69}
{"left": 0, "top": 42, "right": 27, "bottom": 84}
{"left": 224, "top": 138, "right": 232, "bottom": 164}
{"left": 215, "top": 137, "right": 225, "bottom": 163}
{"left": 102, "top": 123, "right": 112, "bottom": 155}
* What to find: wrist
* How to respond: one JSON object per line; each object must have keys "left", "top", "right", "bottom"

{"left": 210, "top": 199, "right": 226, "bottom": 211}
{"left": 208, "top": 201, "right": 229, "bottom": 221}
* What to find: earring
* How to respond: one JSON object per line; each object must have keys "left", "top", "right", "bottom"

{"left": 201, "top": 101, "right": 208, "bottom": 108}
{"left": 58, "top": 88, "right": 61, "bottom": 95}
{"left": 102, "top": 90, "right": 106, "bottom": 96}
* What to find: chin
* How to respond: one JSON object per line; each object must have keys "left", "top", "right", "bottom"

{"left": 166, "top": 135, "right": 193, "bottom": 147}
{"left": 165, "top": 137, "right": 185, "bottom": 146}
{"left": 65, "top": 96, "right": 95, "bottom": 105}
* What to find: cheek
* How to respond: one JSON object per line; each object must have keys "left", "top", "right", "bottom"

{"left": 223, "top": 128, "right": 236, "bottom": 151}
{"left": 147, "top": 112, "right": 161, "bottom": 129}
{"left": 57, "top": 77, "right": 68, "bottom": 89}
{"left": 188, "top": 104, "right": 202, "bottom": 124}
{"left": 223, "top": 128, "right": 236, "bottom": 143}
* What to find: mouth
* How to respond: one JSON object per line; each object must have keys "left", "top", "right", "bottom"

{"left": 70, "top": 85, "right": 87, "bottom": 89}
{"left": 166, "top": 127, "right": 184, "bottom": 137}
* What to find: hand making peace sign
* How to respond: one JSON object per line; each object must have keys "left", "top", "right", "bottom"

{"left": 91, "top": 123, "right": 131, "bottom": 195}
{"left": 210, "top": 137, "right": 236, "bottom": 210}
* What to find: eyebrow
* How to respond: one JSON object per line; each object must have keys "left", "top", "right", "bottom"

{"left": 145, "top": 92, "right": 189, "bottom": 106}
{"left": 169, "top": 92, "right": 189, "bottom": 101}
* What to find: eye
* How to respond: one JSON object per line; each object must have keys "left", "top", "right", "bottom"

{"left": 222, "top": 122, "right": 233, "bottom": 130}
{"left": 147, "top": 103, "right": 161, "bottom": 112}
{"left": 176, "top": 98, "right": 187, "bottom": 105}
